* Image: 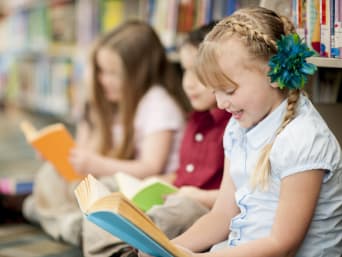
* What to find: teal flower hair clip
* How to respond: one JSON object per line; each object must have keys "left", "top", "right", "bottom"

{"left": 268, "top": 34, "right": 317, "bottom": 90}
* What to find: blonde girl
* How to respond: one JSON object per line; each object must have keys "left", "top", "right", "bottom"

{"left": 142, "top": 7, "right": 342, "bottom": 257}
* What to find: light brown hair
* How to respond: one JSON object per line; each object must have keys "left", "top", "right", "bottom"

{"left": 84, "top": 20, "right": 189, "bottom": 159}
{"left": 195, "top": 7, "right": 301, "bottom": 189}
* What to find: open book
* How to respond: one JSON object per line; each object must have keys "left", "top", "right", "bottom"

{"left": 74, "top": 175, "right": 187, "bottom": 257}
{"left": 20, "top": 121, "right": 83, "bottom": 182}
{"left": 115, "top": 172, "right": 178, "bottom": 212}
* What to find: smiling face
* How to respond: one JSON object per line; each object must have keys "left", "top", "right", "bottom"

{"left": 180, "top": 44, "right": 216, "bottom": 111}
{"left": 96, "top": 47, "right": 124, "bottom": 102}
{"left": 212, "top": 38, "right": 285, "bottom": 128}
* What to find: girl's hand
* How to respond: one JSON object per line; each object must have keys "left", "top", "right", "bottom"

{"left": 177, "top": 186, "right": 206, "bottom": 202}
{"left": 69, "top": 148, "right": 100, "bottom": 175}
{"left": 35, "top": 150, "right": 45, "bottom": 161}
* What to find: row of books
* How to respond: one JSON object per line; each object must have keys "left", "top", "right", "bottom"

{"left": 3, "top": 55, "right": 74, "bottom": 118}
{"left": 0, "top": 0, "right": 253, "bottom": 118}
{"left": 292, "top": 0, "right": 342, "bottom": 58}
{"left": 0, "top": 0, "right": 251, "bottom": 53}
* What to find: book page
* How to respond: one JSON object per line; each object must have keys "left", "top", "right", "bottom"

{"left": 74, "top": 175, "right": 110, "bottom": 213}
{"left": 115, "top": 172, "right": 142, "bottom": 199}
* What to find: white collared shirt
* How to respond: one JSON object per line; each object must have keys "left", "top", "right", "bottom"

{"left": 214, "top": 95, "right": 342, "bottom": 257}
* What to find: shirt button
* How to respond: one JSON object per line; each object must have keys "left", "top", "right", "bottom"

{"left": 195, "top": 133, "right": 204, "bottom": 142}
{"left": 231, "top": 231, "right": 238, "bottom": 238}
{"left": 185, "top": 164, "right": 195, "bottom": 173}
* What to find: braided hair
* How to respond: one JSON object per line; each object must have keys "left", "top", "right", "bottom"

{"left": 196, "top": 7, "right": 301, "bottom": 189}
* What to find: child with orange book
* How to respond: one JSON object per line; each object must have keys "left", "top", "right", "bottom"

{"left": 22, "top": 20, "right": 189, "bottom": 246}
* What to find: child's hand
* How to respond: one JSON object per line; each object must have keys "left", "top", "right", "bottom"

{"left": 69, "top": 148, "right": 99, "bottom": 175}
{"left": 177, "top": 186, "right": 205, "bottom": 202}
{"left": 34, "top": 150, "right": 45, "bottom": 161}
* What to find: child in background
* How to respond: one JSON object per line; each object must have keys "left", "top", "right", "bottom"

{"left": 23, "top": 20, "right": 189, "bottom": 246}
{"left": 82, "top": 22, "right": 232, "bottom": 257}
{"left": 142, "top": 7, "right": 342, "bottom": 257}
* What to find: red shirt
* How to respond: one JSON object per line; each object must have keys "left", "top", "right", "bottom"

{"left": 173, "top": 108, "right": 231, "bottom": 190}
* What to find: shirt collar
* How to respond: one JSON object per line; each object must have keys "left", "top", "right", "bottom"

{"left": 246, "top": 99, "right": 287, "bottom": 148}
{"left": 228, "top": 94, "right": 308, "bottom": 149}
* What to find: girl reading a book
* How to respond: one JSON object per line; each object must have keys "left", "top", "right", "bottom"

{"left": 23, "top": 20, "right": 189, "bottom": 246}
{"left": 138, "top": 7, "right": 342, "bottom": 257}
{"left": 81, "top": 21, "right": 233, "bottom": 257}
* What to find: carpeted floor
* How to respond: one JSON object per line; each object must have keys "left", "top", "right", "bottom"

{"left": 0, "top": 223, "right": 82, "bottom": 257}
{"left": 0, "top": 107, "right": 82, "bottom": 257}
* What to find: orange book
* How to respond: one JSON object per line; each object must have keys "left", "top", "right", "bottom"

{"left": 20, "top": 121, "right": 83, "bottom": 182}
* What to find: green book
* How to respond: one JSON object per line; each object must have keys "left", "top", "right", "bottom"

{"left": 114, "top": 172, "right": 178, "bottom": 212}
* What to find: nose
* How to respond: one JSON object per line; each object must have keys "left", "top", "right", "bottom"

{"left": 215, "top": 91, "right": 230, "bottom": 110}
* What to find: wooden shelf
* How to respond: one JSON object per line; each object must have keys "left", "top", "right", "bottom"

{"left": 307, "top": 57, "right": 342, "bottom": 68}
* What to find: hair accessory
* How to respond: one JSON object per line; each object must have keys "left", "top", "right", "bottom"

{"left": 268, "top": 34, "right": 317, "bottom": 90}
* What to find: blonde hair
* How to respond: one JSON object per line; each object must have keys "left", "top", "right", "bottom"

{"left": 84, "top": 20, "right": 189, "bottom": 159}
{"left": 196, "top": 7, "right": 302, "bottom": 190}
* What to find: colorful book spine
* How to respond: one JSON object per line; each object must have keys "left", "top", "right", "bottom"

{"left": 306, "top": 0, "right": 321, "bottom": 53}
{"left": 320, "top": 0, "right": 331, "bottom": 57}
{"left": 294, "top": 0, "right": 307, "bottom": 40}
{"left": 225, "top": 0, "right": 236, "bottom": 16}
{"left": 100, "top": 0, "right": 124, "bottom": 33}
{"left": 332, "top": 0, "right": 342, "bottom": 57}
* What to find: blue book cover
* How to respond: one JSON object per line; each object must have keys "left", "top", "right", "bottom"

{"left": 75, "top": 175, "right": 186, "bottom": 257}
{"left": 87, "top": 211, "right": 173, "bottom": 257}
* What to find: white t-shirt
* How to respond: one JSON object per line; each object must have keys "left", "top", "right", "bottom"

{"left": 112, "top": 86, "right": 185, "bottom": 173}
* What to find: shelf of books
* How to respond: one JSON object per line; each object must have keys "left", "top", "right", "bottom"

{"left": 291, "top": 0, "right": 342, "bottom": 106}
{"left": 1, "top": 0, "right": 340, "bottom": 122}
{"left": 1, "top": 0, "right": 262, "bottom": 122}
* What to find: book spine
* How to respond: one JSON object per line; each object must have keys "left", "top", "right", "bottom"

{"left": 307, "top": 0, "right": 321, "bottom": 53}
{"left": 320, "top": 0, "right": 331, "bottom": 56}
{"left": 332, "top": 0, "right": 342, "bottom": 57}
{"left": 225, "top": 0, "right": 236, "bottom": 16}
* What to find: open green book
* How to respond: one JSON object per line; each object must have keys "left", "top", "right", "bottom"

{"left": 74, "top": 175, "right": 187, "bottom": 257}
{"left": 114, "top": 172, "right": 178, "bottom": 212}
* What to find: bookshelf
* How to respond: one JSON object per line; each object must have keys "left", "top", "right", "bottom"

{"left": 289, "top": 0, "right": 342, "bottom": 143}
{"left": 308, "top": 57, "right": 342, "bottom": 69}
{"left": 0, "top": 0, "right": 341, "bottom": 134}
{"left": 0, "top": 0, "right": 261, "bottom": 122}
